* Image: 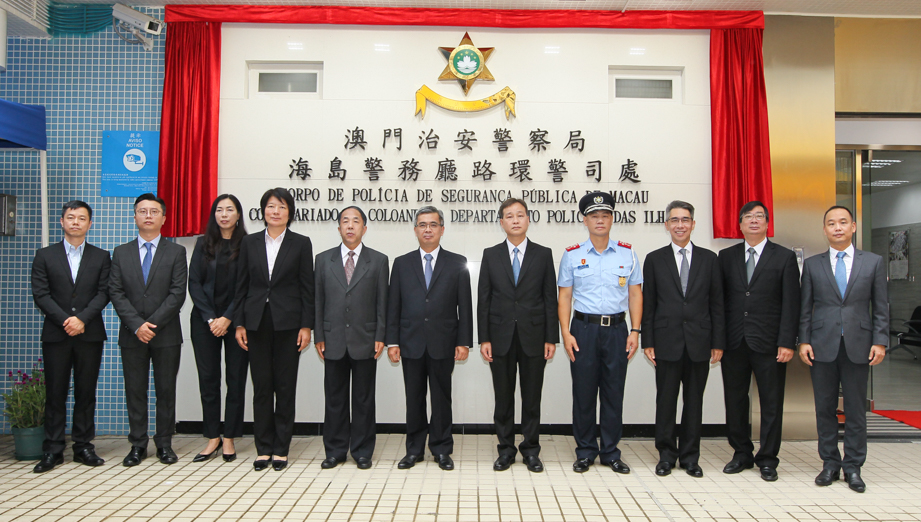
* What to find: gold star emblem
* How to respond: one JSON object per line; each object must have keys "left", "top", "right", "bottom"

{"left": 438, "top": 32, "right": 495, "bottom": 96}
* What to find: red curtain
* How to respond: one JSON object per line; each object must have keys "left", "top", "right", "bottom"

{"left": 710, "top": 28, "right": 773, "bottom": 239}
{"left": 157, "top": 21, "right": 222, "bottom": 238}
{"left": 166, "top": 6, "right": 762, "bottom": 29}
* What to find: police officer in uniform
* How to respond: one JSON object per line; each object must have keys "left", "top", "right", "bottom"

{"left": 558, "top": 191, "right": 643, "bottom": 473}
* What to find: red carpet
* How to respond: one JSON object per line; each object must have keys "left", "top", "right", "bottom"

{"left": 873, "top": 410, "right": 921, "bottom": 429}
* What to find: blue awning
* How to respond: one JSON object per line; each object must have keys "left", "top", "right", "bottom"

{"left": 0, "top": 98, "right": 47, "bottom": 150}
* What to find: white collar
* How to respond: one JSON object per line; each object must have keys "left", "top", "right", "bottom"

{"left": 829, "top": 243, "right": 855, "bottom": 259}
{"left": 341, "top": 242, "right": 363, "bottom": 259}
{"left": 506, "top": 237, "right": 528, "bottom": 256}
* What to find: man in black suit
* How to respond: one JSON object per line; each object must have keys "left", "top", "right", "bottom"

{"left": 642, "top": 200, "right": 724, "bottom": 478}
{"left": 387, "top": 205, "right": 473, "bottom": 471}
{"left": 719, "top": 201, "right": 800, "bottom": 481}
{"left": 315, "top": 206, "right": 389, "bottom": 470}
{"left": 478, "top": 198, "right": 558, "bottom": 473}
{"left": 30, "top": 201, "right": 111, "bottom": 473}
{"left": 109, "top": 193, "right": 187, "bottom": 466}
{"left": 799, "top": 206, "right": 888, "bottom": 493}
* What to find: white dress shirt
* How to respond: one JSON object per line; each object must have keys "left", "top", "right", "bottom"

{"left": 506, "top": 238, "right": 528, "bottom": 266}
{"left": 671, "top": 241, "right": 693, "bottom": 272}
{"left": 341, "top": 242, "right": 363, "bottom": 266}
{"left": 265, "top": 228, "right": 287, "bottom": 280}
{"left": 744, "top": 237, "right": 768, "bottom": 267}
{"left": 64, "top": 240, "right": 85, "bottom": 282}
{"left": 137, "top": 235, "right": 161, "bottom": 264}
{"left": 420, "top": 246, "right": 441, "bottom": 270}
{"left": 829, "top": 244, "right": 855, "bottom": 282}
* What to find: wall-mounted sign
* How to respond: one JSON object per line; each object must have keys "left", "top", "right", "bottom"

{"left": 100, "top": 131, "right": 159, "bottom": 197}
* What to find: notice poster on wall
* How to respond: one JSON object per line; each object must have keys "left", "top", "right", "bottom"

{"left": 100, "top": 131, "right": 159, "bottom": 197}
{"left": 890, "top": 229, "right": 909, "bottom": 280}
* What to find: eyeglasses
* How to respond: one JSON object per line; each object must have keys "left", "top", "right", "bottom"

{"left": 416, "top": 222, "right": 443, "bottom": 230}
{"left": 667, "top": 217, "right": 692, "bottom": 225}
{"left": 742, "top": 212, "right": 767, "bottom": 222}
{"left": 135, "top": 208, "right": 162, "bottom": 217}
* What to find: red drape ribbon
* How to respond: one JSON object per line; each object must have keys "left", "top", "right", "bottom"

{"left": 159, "top": 7, "right": 769, "bottom": 237}
{"left": 710, "top": 28, "right": 773, "bottom": 238}
{"left": 158, "top": 21, "right": 222, "bottom": 238}
{"left": 165, "top": 6, "right": 762, "bottom": 29}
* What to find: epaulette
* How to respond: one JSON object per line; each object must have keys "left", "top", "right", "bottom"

{"left": 617, "top": 241, "right": 632, "bottom": 249}
{"left": 565, "top": 243, "right": 580, "bottom": 252}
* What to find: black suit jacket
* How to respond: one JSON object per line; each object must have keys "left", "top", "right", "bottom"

{"left": 641, "top": 243, "right": 725, "bottom": 362}
{"left": 315, "top": 245, "right": 389, "bottom": 360}
{"left": 385, "top": 248, "right": 473, "bottom": 360}
{"left": 477, "top": 240, "right": 559, "bottom": 357}
{"left": 31, "top": 241, "right": 111, "bottom": 343}
{"left": 109, "top": 237, "right": 188, "bottom": 348}
{"left": 233, "top": 229, "right": 315, "bottom": 332}
{"left": 719, "top": 240, "right": 801, "bottom": 354}
{"left": 188, "top": 236, "right": 241, "bottom": 325}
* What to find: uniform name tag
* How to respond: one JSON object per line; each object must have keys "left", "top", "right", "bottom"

{"left": 619, "top": 276, "right": 626, "bottom": 287}
{"left": 576, "top": 264, "right": 590, "bottom": 270}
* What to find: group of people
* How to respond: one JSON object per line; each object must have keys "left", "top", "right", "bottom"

{"left": 29, "top": 188, "right": 887, "bottom": 494}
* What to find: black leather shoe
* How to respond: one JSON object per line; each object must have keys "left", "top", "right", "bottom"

{"left": 760, "top": 466, "right": 778, "bottom": 482}
{"left": 73, "top": 448, "right": 104, "bottom": 467}
{"left": 435, "top": 454, "right": 454, "bottom": 470}
{"left": 272, "top": 459, "right": 287, "bottom": 471}
{"left": 722, "top": 459, "right": 754, "bottom": 474}
{"left": 356, "top": 457, "right": 372, "bottom": 470}
{"left": 193, "top": 439, "right": 221, "bottom": 463}
{"left": 604, "top": 459, "right": 631, "bottom": 474}
{"left": 655, "top": 461, "right": 673, "bottom": 476}
{"left": 523, "top": 455, "right": 544, "bottom": 473}
{"left": 845, "top": 472, "right": 866, "bottom": 493}
{"left": 493, "top": 454, "right": 515, "bottom": 471}
{"left": 398, "top": 454, "right": 424, "bottom": 469}
{"left": 682, "top": 463, "right": 704, "bottom": 478}
{"left": 253, "top": 458, "right": 270, "bottom": 471}
{"left": 33, "top": 453, "right": 63, "bottom": 473}
{"left": 321, "top": 457, "right": 343, "bottom": 469}
{"left": 573, "top": 458, "right": 593, "bottom": 473}
{"left": 122, "top": 446, "right": 147, "bottom": 467}
{"left": 157, "top": 447, "right": 178, "bottom": 465}
{"left": 222, "top": 453, "right": 237, "bottom": 462}
{"left": 815, "top": 469, "right": 839, "bottom": 486}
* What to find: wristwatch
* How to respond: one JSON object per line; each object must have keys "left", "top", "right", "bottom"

{"left": 630, "top": 328, "right": 641, "bottom": 334}
{"left": 207, "top": 318, "right": 214, "bottom": 325}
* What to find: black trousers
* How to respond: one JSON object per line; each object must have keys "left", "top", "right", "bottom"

{"left": 121, "top": 342, "right": 181, "bottom": 449}
{"left": 190, "top": 314, "right": 249, "bottom": 439}
{"left": 489, "top": 328, "right": 546, "bottom": 457}
{"left": 42, "top": 339, "right": 103, "bottom": 454}
{"left": 654, "top": 348, "right": 709, "bottom": 466}
{"left": 323, "top": 353, "right": 377, "bottom": 460}
{"left": 570, "top": 317, "right": 628, "bottom": 462}
{"left": 811, "top": 339, "right": 869, "bottom": 474}
{"left": 248, "top": 306, "right": 301, "bottom": 456}
{"left": 402, "top": 352, "right": 455, "bottom": 456}
{"left": 721, "top": 339, "right": 787, "bottom": 468}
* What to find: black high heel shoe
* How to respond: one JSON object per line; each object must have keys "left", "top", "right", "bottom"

{"left": 254, "top": 457, "right": 270, "bottom": 471}
{"left": 192, "top": 438, "right": 222, "bottom": 463}
{"left": 222, "top": 439, "right": 236, "bottom": 462}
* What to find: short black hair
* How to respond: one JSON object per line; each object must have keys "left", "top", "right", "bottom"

{"left": 823, "top": 205, "right": 854, "bottom": 222}
{"left": 134, "top": 193, "right": 167, "bottom": 214}
{"left": 339, "top": 205, "right": 367, "bottom": 226}
{"left": 61, "top": 200, "right": 93, "bottom": 220}
{"left": 260, "top": 187, "right": 296, "bottom": 227}
{"left": 665, "top": 200, "right": 695, "bottom": 219}
{"left": 499, "top": 198, "right": 528, "bottom": 217}
{"left": 738, "top": 201, "right": 769, "bottom": 223}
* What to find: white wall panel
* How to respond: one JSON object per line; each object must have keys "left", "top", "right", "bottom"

{"left": 175, "top": 23, "right": 732, "bottom": 426}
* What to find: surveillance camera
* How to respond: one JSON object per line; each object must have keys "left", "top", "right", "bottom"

{"left": 112, "top": 4, "right": 163, "bottom": 36}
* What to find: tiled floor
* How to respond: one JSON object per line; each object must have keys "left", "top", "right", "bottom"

{"left": 2, "top": 434, "right": 921, "bottom": 521}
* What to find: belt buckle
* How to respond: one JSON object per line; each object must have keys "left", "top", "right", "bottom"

{"left": 600, "top": 315, "right": 611, "bottom": 327}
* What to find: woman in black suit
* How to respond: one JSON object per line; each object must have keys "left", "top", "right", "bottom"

{"left": 234, "top": 188, "right": 314, "bottom": 471}
{"left": 189, "top": 194, "right": 248, "bottom": 463}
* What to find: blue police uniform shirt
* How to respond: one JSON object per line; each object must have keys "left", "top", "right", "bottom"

{"left": 557, "top": 239, "right": 642, "bottom": 315}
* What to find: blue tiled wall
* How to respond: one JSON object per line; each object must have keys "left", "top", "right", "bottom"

{"left": 0, "top": 8, "right": 166, "bottom": 435}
